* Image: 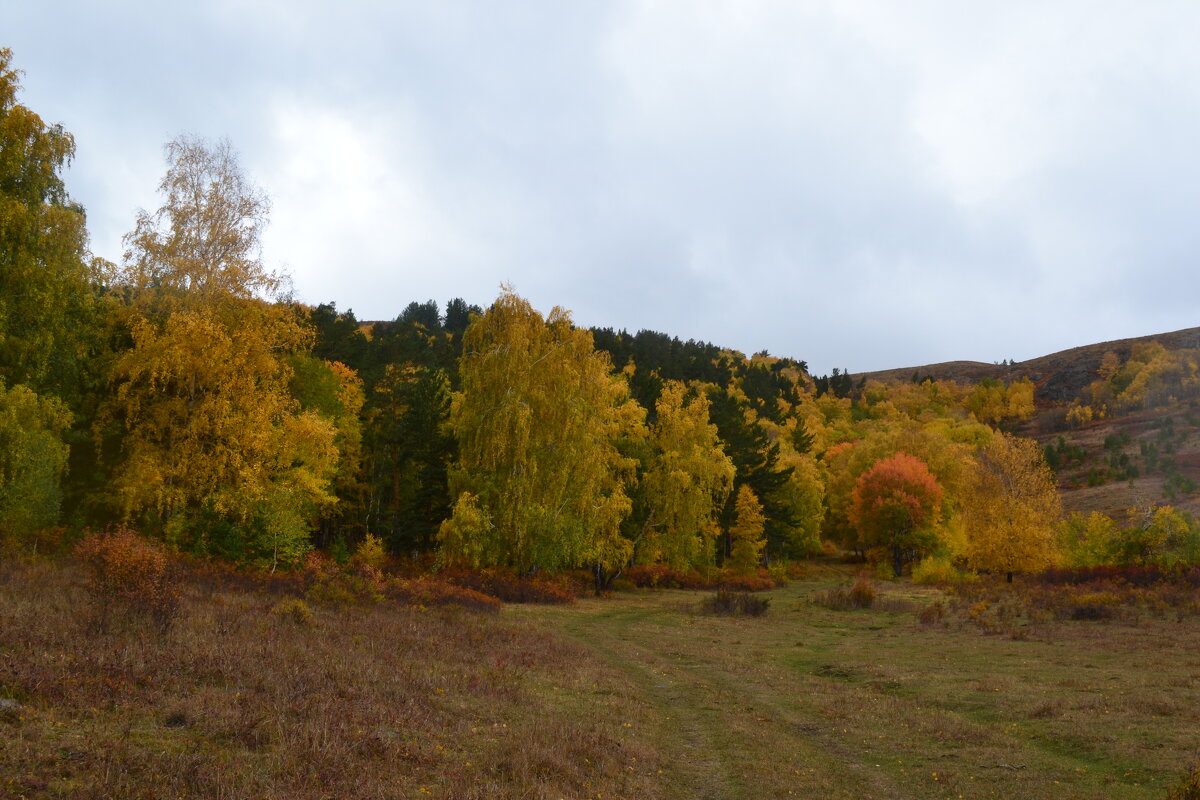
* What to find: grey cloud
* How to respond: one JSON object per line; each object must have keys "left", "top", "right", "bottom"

{"left": 6, "top": 1, "right": 1199, "bottom": 375}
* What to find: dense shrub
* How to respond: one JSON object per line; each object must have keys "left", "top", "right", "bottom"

{"left": 1036, "top": 565, "right": 1193, "bottom": 588}
{"left": 912, "top": 556, "right": 977, "bottom": 585}
{"left": 917, "top": 600, "right": 946, "bottom": 625}
{"left": 625, "top": 565, "right": 711, "bottom": 589}
{"left": 349, "top": 533, "right": 388, "bottom": 570}
{"left": 1069, "top": 596, "right": 1119, "bottom": 621}
{"left": 717, "top": 569, "right": 778, "bottom": 592}
{"left": 624, "top": 565, "right": 781, "bottom": 592}
{"left": 387, "top": 577, "right": 502, "bottom": 613}
{"left": 439, "top": 567, "right": 577, "bottom": 604}
{"left": 700, "top": 589, "right": 769, "bottom": 616}
{"left": 271, "top": 596, "right": 315, "bottom": 625}
{"left": 306, "top": 565, "right": 386, "bottom": 605}
{"left": 814, "top": 575, "right": 877, "bottom": 610}
{"left": 75, "top": 526, "right": 180, "bottom": 634}
{"left": 173, "top": 552, "right": 309, "bottom": 597}
{"left": 849, "top": 574, "right": 878, "bottom": 607}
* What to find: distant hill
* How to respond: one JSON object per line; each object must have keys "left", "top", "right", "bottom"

{"left": 855, "top": 327, "right": 1200, "bottom": 521}
{"left": 853, "top": 326, "right": 1200, "bottom": 404}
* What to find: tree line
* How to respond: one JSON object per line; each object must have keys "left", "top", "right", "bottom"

{"left": 3, "top": 47, "right": 1197, "bottom": 582}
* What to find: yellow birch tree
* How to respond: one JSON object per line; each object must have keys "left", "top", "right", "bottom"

{"left": 100, "top": 137, "right": 337, "bottom": 566}
{"left": 636, "top": 380, "right": 734, "bottom": 570}
{"left": 727, "top": 484, "right": 766, "bottom": 572}
{"left": 438, "top": 288, "right": 640, "bottom": 574}
{"left": 962, "top": 432, "right": 1061, "bottom": 581}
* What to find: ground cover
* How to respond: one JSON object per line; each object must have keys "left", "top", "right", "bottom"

{"left": 0, "top": 559, "right": 661, "bottom": 799}
{"left": 2, "top": 558, "right": 1198, "bottom": 799}
{"left": 513, "top": 572, "right": 1200, "bottom": 799}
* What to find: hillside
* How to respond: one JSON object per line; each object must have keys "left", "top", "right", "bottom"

{"left": 854, "top": 326, "right": 1200, "bottom": 404}
{"left": 856, "top": 326, "right": 1200, "bottom": 521}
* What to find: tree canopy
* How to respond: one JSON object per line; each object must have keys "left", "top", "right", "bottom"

{"left": 438, "top": 288, "right": 641, "bottom": 574}
{"left": 850, "top": 452, "right": 944, "bottom": 577}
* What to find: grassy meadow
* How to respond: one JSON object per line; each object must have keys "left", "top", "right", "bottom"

{"left": 2, "top": 558, "right": 1199, "bottom": 799}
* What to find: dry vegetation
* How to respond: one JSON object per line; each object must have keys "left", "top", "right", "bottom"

{"left": 0, "top": 557, "right": 662, "bottom": 800}
{"left": 523, "top": 572, "right": 1200, "bottom": 799}
{"left": 4, "top": 557, "right": 1200, "bottom": 799}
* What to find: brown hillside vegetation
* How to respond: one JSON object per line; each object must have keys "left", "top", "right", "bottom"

{"left": 856, "top": 327, "right": 1200, "bottom": 520}
{"left": 855, "top": 326, "right": 1200, "bottom": 404}
{"left": 1036, "top": 405, "right": 1200, "bottom": 522}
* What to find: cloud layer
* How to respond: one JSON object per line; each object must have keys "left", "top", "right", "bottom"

{"left": 8, "top": 1, "right": 1199, "bottom": 373}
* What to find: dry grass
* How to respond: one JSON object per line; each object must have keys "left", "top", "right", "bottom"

{"left": 6, "top": 555, "right": 1200, "bottom": 799}
{"left": 517, "top": 573, "right": 1200, "bottom": 799}
{"left": 0, "top": 558, "right": 662, "bottom": 799}
{"left": 699, "top": 589, "right": 770, "bottom": 616}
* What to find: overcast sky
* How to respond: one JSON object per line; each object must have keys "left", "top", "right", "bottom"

{"left": 7, "top": 1, "right": 1199, "bottom": 374}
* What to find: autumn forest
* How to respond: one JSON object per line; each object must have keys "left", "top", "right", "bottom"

{"left": 5, "top": 46, "right": 1200, "bottom": 799}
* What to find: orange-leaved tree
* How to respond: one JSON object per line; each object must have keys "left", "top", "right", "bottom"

{"left": 850, "top": 452, "right": 944, "bottom": 577}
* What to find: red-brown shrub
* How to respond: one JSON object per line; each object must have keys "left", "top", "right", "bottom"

{"left": 174, "top": 553, "right": 308, "bottom": 597}
{"left": 716, "top": 569, "right": 779, "bottom": 592}
{"left": 386, "top": 577, "right": 502, "bottom": 613}
{"left": 75, "top": 526, "right": 180, "bottom": 633}
{"left": 625, "top": 565, "right": 711, "bottom": 589}
{"left": 438, "top": 567, "right": 577, "bottom": 604}
{"left": 624, "top": 565, "right": 781, "bottom": 592}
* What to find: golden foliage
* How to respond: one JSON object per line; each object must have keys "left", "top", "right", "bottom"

{"left": 727, "top": 485, "right": 766, "bottom": 573}
{"left": 637, "top": 380, "right": 734, "bottom": 570}
{"left": 968, "top": 378, "right": 1035, "bottom": 426}
{"left": 962, "top": 432, "right": 1061, "bottom": 579}
{"left": 0, "top": 48, "right": 94, "bottom": 397}
{"left": 99, "top": 137, "right": 337, "bottom": 567}
{"left": 0, "top": 381, "right": 71, "bottom": 547}
{"left": 439, "top": 288, "right": 640, "bottom": 573}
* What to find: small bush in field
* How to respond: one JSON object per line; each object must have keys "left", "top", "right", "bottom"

{"left": 700, "top": 589, "right": 769, "bottom": 617}
{"left": 75, "top": 526, "right": 180, "bottom": 634}
{"left": 1167, "top": 765, "right": 1200, "bottom": 800}
{"left": 767, "top": 561, "right": 790, "bottom": 585}
{"left": 306, "top": 566, "right": 385, "bottom": 606}
{"left": 1069, "top": 592, "right": 1120, "bottom": 620}
{"left": 271, "top": 596, "right": 314, "bottom": 625}
{"left": 912, "top": 556, "right": 977, "bottom": 585}
{"left": 349, "top": 534, "right": 387, "bottom": 570}
{"left": 815, "top": 575, "right": 877, "bottom": 610}
{"left": 918, "top": 600, "right": 946, "bottom": 625}
{"left": 849, "top": 575, "right": 877, "bottom": 607}
{"left": 872, "top": 561, "right": 896, "bottom": 582}
{"left": 387, "top": 577, "right": 501, "bottom": 613}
